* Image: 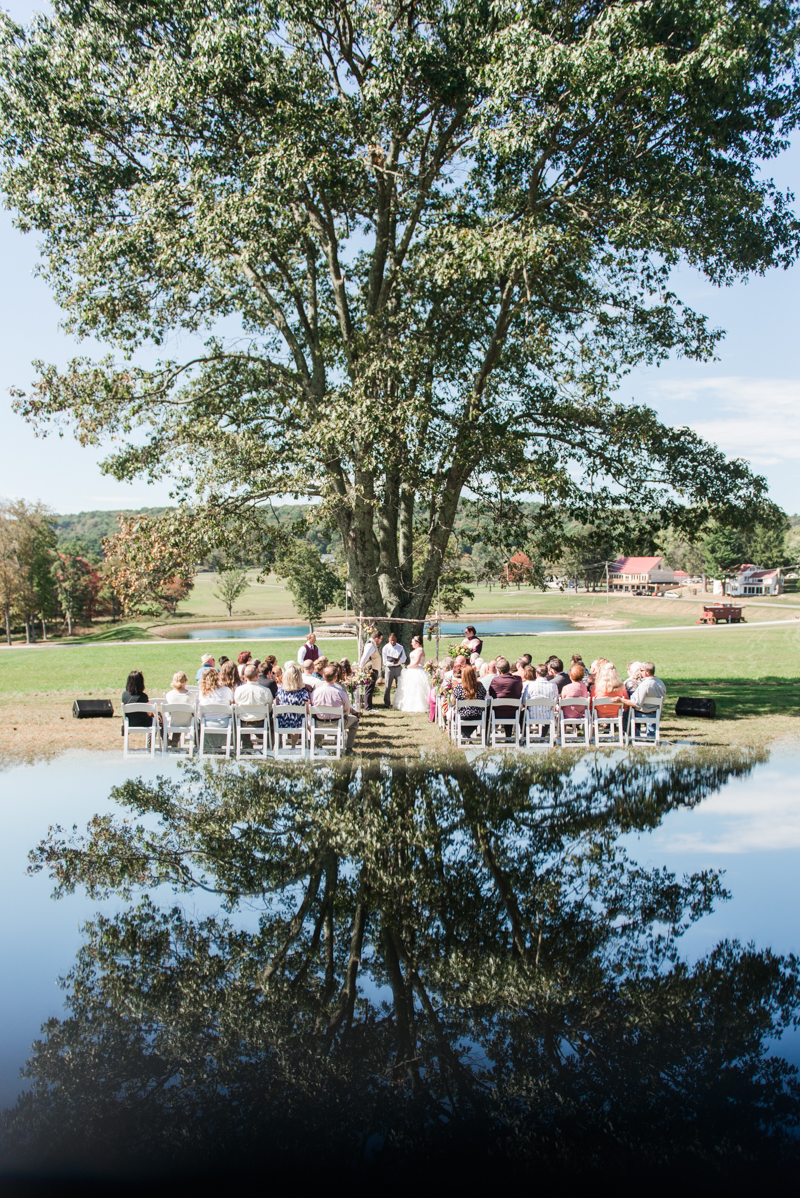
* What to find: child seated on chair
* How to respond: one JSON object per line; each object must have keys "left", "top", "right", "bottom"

{"left": 559, "top": 664, "right": 589, "bottom": 718}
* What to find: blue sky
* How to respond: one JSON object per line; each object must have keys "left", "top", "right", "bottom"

{"left": 1, "top": 0, "right": 798, "bottom": 516}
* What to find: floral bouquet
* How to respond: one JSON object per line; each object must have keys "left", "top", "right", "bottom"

{"left": 448, "top": 641, "right": 468, "bottom": 659}
{"left": 344, "top": 663, "right": 372, "bottom": 698}
{"left": 439, "top": 677, "right": 455, "bottom": 706}
{"left": 424, "top": 660, "right": 437, "bottom": 677}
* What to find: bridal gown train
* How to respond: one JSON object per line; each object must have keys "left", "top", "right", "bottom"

{"left": 392, "top": 650, "right": 431, "bottom": 713}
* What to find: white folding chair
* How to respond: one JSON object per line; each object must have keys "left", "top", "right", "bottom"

{"left": 273, "top": 704, "right": 308, "bottom": 760}
{"left": 198, "top": 703, "right": 234, "bottom": 758}
{"left": 559, "top": 697, "right": 591, "bottom": 747}
{"left": 234, "top": 704, "right": 271, "bottom": 760}
{"left": 592, "top": 698, "right": 625, "bottom": 747}
{"left": 489, "top": 698, "right": 521, "bottom": 749}
{"left": 308, "top": 705, "right": 344, "bottom": 760}
{"left": 522, "top": 697, "right": 557, "bottom": 748}
{"left": 122, "top": 703, "right": 159, "bottom": 758}
{"left": 437, "top": 691, "right": 448, "bottom": 731}
{"left": 628, "top": 697, "right": 664, "bottom": 746}
{"left": 453, "top": 698, "right": 487, "bottom": 748}
{"left": 161, "top": 702, "right": 196, "bottom": 756}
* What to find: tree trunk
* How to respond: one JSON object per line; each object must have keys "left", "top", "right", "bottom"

{"left": 66, "top": 609, "right": 73, "bottom": 637}
{"left": 4, "top": 602, "right": 11, "bottom": 646}
{"left": 40, "top": 616, "right": 47, "bottom": 640}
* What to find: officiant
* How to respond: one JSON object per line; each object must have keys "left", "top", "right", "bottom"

{"left": 382, "top": 631, "right": 407, "bottom": 707}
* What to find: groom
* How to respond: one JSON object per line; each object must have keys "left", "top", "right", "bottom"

{"left": 382, "top": 631, "right": 407, "bottom": 707}
{"left": 358, "top": 631, "right": 383, "bottom": 711}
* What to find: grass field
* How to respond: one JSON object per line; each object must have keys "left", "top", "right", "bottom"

{"left": 1, "top": 619, "right": 798, "bottom": 761}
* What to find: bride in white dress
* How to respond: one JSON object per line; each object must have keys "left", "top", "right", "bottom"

{"left": 392, "top": 636, "right": 431, "bottom": 713}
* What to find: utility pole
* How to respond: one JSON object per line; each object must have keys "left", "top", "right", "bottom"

{"left": 605, "top": 561, "right": 610, "bottom": 604}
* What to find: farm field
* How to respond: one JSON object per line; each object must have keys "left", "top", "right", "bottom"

{"left": 1, "top": 620, "right": 798, "bottom": 761}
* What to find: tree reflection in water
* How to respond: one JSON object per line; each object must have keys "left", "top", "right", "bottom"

{"left": 4, "top": 749, "right": 800, "bottom": 1181}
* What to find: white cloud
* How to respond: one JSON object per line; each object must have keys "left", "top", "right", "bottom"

{"left": 643, "top": 765, "right": 800, "bottom": 854}
{"left": 647, "top": 376, "right": 800, "bottom": 466}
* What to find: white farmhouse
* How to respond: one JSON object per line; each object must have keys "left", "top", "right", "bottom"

{"left": 608, "top": 556, "right": 675, "bottom": 594}
{"left": 723, "top": 564, "right": 784, "bottom": 597}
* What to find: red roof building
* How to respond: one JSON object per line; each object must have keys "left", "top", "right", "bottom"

{"left": 608, "top": 556, "right": 675, "bottom": 594}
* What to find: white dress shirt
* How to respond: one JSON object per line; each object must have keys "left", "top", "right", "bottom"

{"left": 359, "top": 639, "right": 381, "bottom": 670}
{"left": 297, "top": 641, "right": 317, "bottom": 664}
{"left": 382, "top": 641, "right": 407, "bottom": 668}
{"left": 235, "top": 681, "right": 273, "bottom": 709}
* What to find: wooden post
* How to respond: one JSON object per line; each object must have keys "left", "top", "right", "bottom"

{"left": 435, "top": 580, "right": 441, "bottom": 663}
{"left": 357, "top": 611, "right": 364, "bottom": 663}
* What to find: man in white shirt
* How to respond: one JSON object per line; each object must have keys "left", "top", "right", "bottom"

{"left": 310, "top": 665, "right": 359, "bottom": 751}
{"left": 297, "top": 633, "right": 319, "bottom": 667}
{"left": 358, "top": 632, "right": 382, "bottom": 711}
{"left": 236, "top": 663, "right": 273, "bottom": 710}
{"left": 235, "top": 663, "right": 273, "bottom": 745}
{"left": 382, "top": 632, "right": 407, "bottom": 707}
{"left": 523, "top": 665, "right": 559, "bottom": 728}
{"left": 621, "top": 662, "right": 666, "bottom": 735}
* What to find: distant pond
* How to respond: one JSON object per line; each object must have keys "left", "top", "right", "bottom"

{"left": 169, "top": 617, "right": 576, "bottom": 640}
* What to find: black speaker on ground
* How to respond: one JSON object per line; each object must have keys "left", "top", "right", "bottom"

{"left": 72, "top": 699, "right": 114, "bottom": 719}
{"left": 675, "top": 697, "right": 716, "bottom": 718}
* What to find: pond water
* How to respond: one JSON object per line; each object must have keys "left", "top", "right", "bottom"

{"left": 1, "top": 747, "right": 799, "bottom": 1182}
{"left": 171, "top": 616, "right": 576, "bottom": 640}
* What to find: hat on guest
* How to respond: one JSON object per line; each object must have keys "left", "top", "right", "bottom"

{"left": 201, "top": 653, "right": 213, "bottom": 665}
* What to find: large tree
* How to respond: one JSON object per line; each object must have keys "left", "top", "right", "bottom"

{"left": 2, "top": 1, "right": 798, "bottom": 640}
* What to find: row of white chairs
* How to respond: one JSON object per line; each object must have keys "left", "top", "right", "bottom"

{"left": 122, "top": 701, "right": 348, "bottom": 761}
{"left": 440, "top": 694, "right": 663, "bottom": 749}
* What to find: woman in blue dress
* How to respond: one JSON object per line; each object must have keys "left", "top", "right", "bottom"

{"left": 276, "top": 661, "right": 311, "bottom": 746}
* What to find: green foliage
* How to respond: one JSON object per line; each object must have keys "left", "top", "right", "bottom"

{"left": 2, "top": 0, "right": 796, "bottom": 627}
{"left": 275, "top": 541, "right": 344, "bottom": 629}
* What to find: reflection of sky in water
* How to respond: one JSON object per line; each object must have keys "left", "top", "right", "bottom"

{"left": 2, "top": 747, "right": 800, "bottom": 1106}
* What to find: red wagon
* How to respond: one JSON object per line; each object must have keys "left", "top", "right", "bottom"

{"left": 697, "top": 604, "right": 745, "bottom": 625}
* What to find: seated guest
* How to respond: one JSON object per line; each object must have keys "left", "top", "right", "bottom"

{"left": 338, "top": 658, "right": 353, "bottom": 683}
{"left": 452, "top": 654, "right": 467, "bottom": 680}
{"left": 488, "top": 657, "right": 523, "bottom": 728}
{"left": 238, "top": 650, "right": 252, "bottom": 668}
{"left": 451, "top": 664, "right": 487, "bottom": 737}
{"left": 195, "top": 653, "right": 215, "bottom": 682}
{"left": 310, "top": 664, "right": 359, "bottom": 752}
{"left": 121, "top": 670, "right": 151, "bottom": 729}
{"left": 513, "top": 658, "right": 527, "bottom": 679}
{"left": 439, "top": 656, "right": 455, "bottom": 683}
{"left": 198, "top": 668, "right": 234, "bottom": 728}
{"left": 621, "top": 662, "right": 666, "bottom": 733}
{"left": 484, "top": 659, "right": 498, "bottom": 676}
{"left": 559, "top": 664, "right": 589, "bottom": 719}
{"left": 592, "top": 663, "right": 627, "bottom": 716}
{"left": 276, "top": 661, "right": 311, "bottom": 746}
{"left": 219, "top": 660, "right": 241, "bottom": 691}
{"left": 520, "top": 653, "right": 533, "bottom": 669}
{"left": 257, "top": 655, "right": 278, "bottom": 697}
{"left": 547, "top": 656, "right": 570, "bottom": 693}
{"left": 300, "top": 661, "right": 319, "bottom": 692}
{"left": 523, "top": 664, "right": 559, "bottom": 728}
{"left": 165, "top": 671, "right": 191, "bottom": 703}
{"left": 624, "top": 661, "right": 643, "bottom": 697}
{"left": 587, "top": 658, "right": 609, "bottom": 695}
{"left": 313, "top": 656, "right": 328, "bottom": 678}
{"left": 236, "top": 663, "right": 273, "bottom": 709}
{"left": 471, "top": 654, "right": 485, "bottom": 673}
{"left": 218, "top": 655, "right": 230, "bottom": 667}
